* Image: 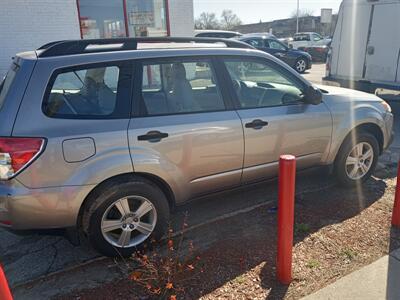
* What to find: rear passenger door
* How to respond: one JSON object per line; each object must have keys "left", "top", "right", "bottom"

{"left": 13, "top": 61, "right": 135, "bottom": 189}
{"left": 220, "top": 57, "right": 332, "bottom": 184}
{"left": 128, "top": 58, "right": 244, "bottom": 201}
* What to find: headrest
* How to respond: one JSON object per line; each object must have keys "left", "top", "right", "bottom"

{"left": 172, "top": 63, "right": 187, "bottom": 80}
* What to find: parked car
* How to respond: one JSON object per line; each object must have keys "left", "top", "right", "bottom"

{"left": 278, "top": 37, "right": 294, "bottom": 46}
{"left": 240, "top": 35, "right": 312, "bottom": 73}
{"left": 0, "top": 37, "right": 393, "bottom": 257}
{"left": 324, "top": 0, "right": 400, "bottom": 93}
{"left": 194, "top": 30, "right": 242, "bottom": 39}
{"left": 298, "top": 45, "right": 330, "bottom": 62}
{"left": 289, "top": 32, "right": 331, "bottom": 49}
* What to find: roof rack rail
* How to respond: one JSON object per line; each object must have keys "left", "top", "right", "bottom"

{"left": 37, "top": 37, "right": 254, "bottom": 58}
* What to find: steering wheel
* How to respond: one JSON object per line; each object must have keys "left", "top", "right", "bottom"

{"left": 232, "top": 79, "right": 242, "bottom": 95}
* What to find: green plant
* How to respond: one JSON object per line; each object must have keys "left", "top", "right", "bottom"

{"left": 306, "top": 259, "right": 320, "bottom": 269}
{"left": 295, "top": 223, "right": 311, "bottom": 235}
{"left": 341, "top": 248, "right": 358, "bottom": 261}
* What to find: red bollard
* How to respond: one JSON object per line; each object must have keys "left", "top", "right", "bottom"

{"left": 392, "top": 161, "right": 400, "bottom": 227}
{"left": 0, "top": 265, "right": 12, "bottom": 300}
{"left": 277, "top": 155, "right": 296, "bottom": 285}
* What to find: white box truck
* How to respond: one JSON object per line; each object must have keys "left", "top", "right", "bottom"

{"left": 324, "top": 0, "right": 400, "bottom": 94}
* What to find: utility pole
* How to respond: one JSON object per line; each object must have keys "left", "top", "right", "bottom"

{"left": 296, "top": 0, "right": 300, "bottom": 33}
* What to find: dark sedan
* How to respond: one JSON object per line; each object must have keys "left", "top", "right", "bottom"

{"left": 239, "top": 35, "right": 312, "bottom": 73}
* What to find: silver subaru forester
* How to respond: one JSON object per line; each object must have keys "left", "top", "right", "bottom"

{"left": 0, "top": 38, "right": 394, "bottom": 256}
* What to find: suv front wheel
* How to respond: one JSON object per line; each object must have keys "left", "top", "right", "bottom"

{"left": 334, "top": 131, "right": 379, "bottom": 186}
{"left": 82, "top": 178, "right": 169, "bottom": 257}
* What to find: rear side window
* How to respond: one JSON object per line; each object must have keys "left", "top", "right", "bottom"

{"left": 294, "top": 34, "right": 311, "bottom": 41}
{"left": 0, "top": 63, "right": 18, "bottom": 110}
{"left": 140, "top": 59, "right": 226, "bottom": 116}
{"left": 43, "top": 63, "right": 131, "bottom": 119}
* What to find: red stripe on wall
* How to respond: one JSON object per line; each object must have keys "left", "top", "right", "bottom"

{"left": 123, "top": 0, "right": 130, "bottom": 37}
{"left": 76, "top": 0, "right": 84, "bottom": 39}
{"left": 165, "top": 0, "right": 171, "bottom": 36}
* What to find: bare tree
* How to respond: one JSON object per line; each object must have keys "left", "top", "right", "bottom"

{"left": 220, "top": 9, "right": 242, "bottom": 30}
{"left": 290, "top": 9, "right": 315, "bottom": 18}
{"left": 195, "top": 12, "right": 220, "bottom": 29}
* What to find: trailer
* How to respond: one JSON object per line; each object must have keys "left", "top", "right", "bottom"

{"left": 324, "top": 0, "right": 400, "bottom": 94}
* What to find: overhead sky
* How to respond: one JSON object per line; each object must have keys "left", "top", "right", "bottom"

{"left": 193, "top": 0, "right": 343, "bottom": 24}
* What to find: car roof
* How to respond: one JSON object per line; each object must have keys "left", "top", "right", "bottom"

{"left": 195, "top": 29, "right": 242, "bottom": 35}
{"left": 240, "top": 33, "right": 277, "bottom": 39}
{"left": 295, "top": 32, "right": 318, "bottom": 35}
{"left": 34, "top": 37, "right": 253, "bottom": 58}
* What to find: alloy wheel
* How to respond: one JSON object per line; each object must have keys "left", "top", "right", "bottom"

{"left": 101, "top": 196, "right": 157, "bottom": 248}
{"left": 296, "top": 59, "right": 306, "bottom": 72}
{"left": 345, "top": 142, "right": 374, "bottom": 180}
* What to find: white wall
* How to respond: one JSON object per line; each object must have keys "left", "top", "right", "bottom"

{"left": 0, "top": 0, "right": 81, "bottom": 77}
{"left": 0, "top": 0, "right": 194, "bottom": 77}
{"left": 168, "top": 0, "right": 194, "bottom": 37}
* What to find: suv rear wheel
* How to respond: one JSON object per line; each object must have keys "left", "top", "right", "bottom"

{"left": 334, "top": 131, "right": 379, "bottom": 186}
{"left": 83, "top": 178, "right": 169, "bottom": 257}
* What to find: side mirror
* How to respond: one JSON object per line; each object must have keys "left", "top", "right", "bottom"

{"left": 289, "top": 44, "right": 293, "bottom": 49}
{"left": 304, "top": 86, "right": 322, "bottom": 105}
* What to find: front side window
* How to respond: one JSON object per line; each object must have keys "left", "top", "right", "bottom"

{"left": 79, "top": 0, "right": 127, "bottom": 39}
{"left": 267, "top": 40, "right": 287, "bottom": 51}
{"left": 141, "top": 60, "right": 226, "bottom": 116}
{"left": 313, "top": 34, "right": 323, "bottom": 41}
{"left": 224, "top": 59, "right": 304, "bottom": 109}
{"left": 244, "top": 39, "right": 264, "bottom": 48}
{"left": 44, "top": 65, "right": 130, "bottom": 118}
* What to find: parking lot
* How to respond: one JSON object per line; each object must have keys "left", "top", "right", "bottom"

{"left": 2, "top": 63, "right": 400, "bottom": 298}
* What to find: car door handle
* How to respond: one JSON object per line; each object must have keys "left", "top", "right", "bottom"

{"left": 245, "top": 119, "right": 269, "bottom": 129}
{"left": 138, "top": 131, "right": 169, "bottom": 142}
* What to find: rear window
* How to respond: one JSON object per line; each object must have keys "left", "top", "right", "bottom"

{"left": 43, "top": 63, "right": 131, "bottom": 119}
{"left": 0, "top": 63, "right": 18, "bottom": 110}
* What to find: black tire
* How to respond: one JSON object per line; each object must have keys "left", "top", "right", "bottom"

{"left": 294, "top": 57, "right": 307, "bottom": 73}
{"left": 82, "top": 177, "right": 169, "bottom": 257}
{"left": 334, "top": 131, "right": 379, "bottom": 187}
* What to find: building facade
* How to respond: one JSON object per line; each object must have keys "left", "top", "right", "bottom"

{"left": 234, "top": 15, "right": 338, "bottom": 38}
{"left": 0, "top": 0, "right": 194, "bottom": 76}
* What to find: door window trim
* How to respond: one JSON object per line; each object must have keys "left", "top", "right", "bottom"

{"left": 131, "top": 56, "right": 236, "bottom": 118}
{"left": 216, "top": 56, "right": 309, "bottom": 110}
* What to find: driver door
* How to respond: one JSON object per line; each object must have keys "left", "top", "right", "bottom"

{"left": 265, "top": 39, "right": 292, "bottom": 65}
{"left": 221, "top": 57, "right": 332, "bottom": 183}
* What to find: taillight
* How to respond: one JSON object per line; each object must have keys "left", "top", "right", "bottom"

{"left": 0, "top": 137, "right": 45, "bottom": 180}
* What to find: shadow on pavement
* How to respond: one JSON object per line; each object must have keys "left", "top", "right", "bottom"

{"left": 162, "top": 171, "right": 388, "bottom": 300}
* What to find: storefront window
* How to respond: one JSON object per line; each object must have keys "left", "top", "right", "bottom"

{"left": 79, "top": 0, "right": 127, "bottom": 39}
{"left": 125, "top": 0, "right": 167, "bottom": 37}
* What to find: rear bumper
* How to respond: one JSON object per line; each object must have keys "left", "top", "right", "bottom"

{"left": 0, "top": 180, "right": 94, "bottom": 230}
{"left": 307, "top": 59, "right": 312, "bottom": 70}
